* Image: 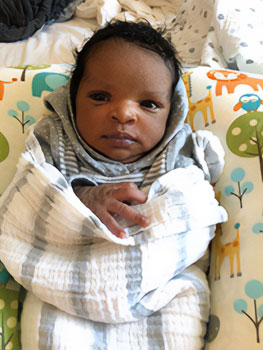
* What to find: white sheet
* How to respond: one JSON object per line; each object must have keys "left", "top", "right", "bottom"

{"left": 0, "top": 0, "right": 213, "bottom": 67}
{"left": 0, "top": 0, "right": 262, "bottom": 72}
{"left": 0, "top": 17, "right": 96, "bottom": 67}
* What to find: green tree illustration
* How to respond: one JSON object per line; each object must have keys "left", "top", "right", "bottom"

{"left": 226, "top": 111, "right": 263, "bottom": 181}
{"left": 0, "top": 285, "right": 21, "bottom": 350}
{"left": 0, "top": 311, "right": 14, "bottom": 350}
{"left": 224, "top": 168, "right": 253, "bottom": 208}
{"left": 8, "top": 101, "right": 36, "bottom": 134}
{"left": 234, "top": 280, "right": 263, "bottom": 343}
{"left": 0, "top": 132, "right": 9, "bottom": 162}
{"left": 11, "top": 64, "right": 51, "bottom": 81}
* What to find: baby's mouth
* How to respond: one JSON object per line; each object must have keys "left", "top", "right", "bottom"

{"left": 102, "top": 132, "right": 136, "bottom": 147}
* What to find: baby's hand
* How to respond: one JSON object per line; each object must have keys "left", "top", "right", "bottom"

{"left": 73, "top": 182, "right": 150, "bottom": 238}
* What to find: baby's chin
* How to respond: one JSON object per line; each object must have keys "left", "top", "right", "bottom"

{"left": 106, "top": 152, "right": 142, "bottom": 164}
{"left": 98, "top": 148, "right": 144, "bottom": 164}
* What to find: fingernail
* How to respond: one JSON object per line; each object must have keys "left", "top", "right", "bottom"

{"left": 143, "top": 217, "right": 151, "bottom": 226}
{"left": 118, "top": 230, "right": 126, "bottom": 239}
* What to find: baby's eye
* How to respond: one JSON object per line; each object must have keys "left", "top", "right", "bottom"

{"left": 88, "top": 92, "right": 111, "bottom": 102}
{"left": 141, "top": 100, "right": 159, "bottom": 109}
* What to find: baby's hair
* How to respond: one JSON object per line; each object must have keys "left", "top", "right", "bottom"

{"left": 70, "top": 20, "right": 182, "bottom": 115}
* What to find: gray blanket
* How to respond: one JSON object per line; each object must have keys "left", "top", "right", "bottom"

{"left": 0, "top": 0, "right": 81, "bottom": 42}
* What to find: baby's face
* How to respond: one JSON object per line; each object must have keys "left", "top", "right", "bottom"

{"left": 75, "top": 39, "right": 173, "bottom": 163}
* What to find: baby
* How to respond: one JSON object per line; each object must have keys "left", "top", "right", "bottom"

{"left": 0, "top": 20, "right": 227, "bottom": 350}
{"left": 71, "top": 20, "right": 180, "bottom": 238}
{"left": 34, "top": 20, "right": 222, "bottom": 237}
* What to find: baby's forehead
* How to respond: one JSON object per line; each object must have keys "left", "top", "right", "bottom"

{"left": 84, "top": 38, "right": 172, "bottom": 71}
{"left": 82, "top": 39, "right": 174, "bottom": 84}
{"left": 87, "top": 38, "right": 140, "bottom": 56}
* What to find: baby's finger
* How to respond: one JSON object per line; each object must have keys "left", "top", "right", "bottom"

{"left": 113, "top": 182, "right": 147, "bottom": 203}
{"left": 99, "top": 211, "right": 126, "bottom": 238}
{"left": 112, "top": 201, "right": 150, "bottom": 228}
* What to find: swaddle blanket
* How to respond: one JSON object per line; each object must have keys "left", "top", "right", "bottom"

{"left": 0, "top": 130, "right": 227, "bottom": 349}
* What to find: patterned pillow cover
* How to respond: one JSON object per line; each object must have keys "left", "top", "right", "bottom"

{"left": 1, "top": 64, "right": 263, "bottom": 349}
{"left": 181, "top": 66, "right": 263, "bottom": 349}
{"left": 0, "top": 64, "right": 71, "bottom": 350}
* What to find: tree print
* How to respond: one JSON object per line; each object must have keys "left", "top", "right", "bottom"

{"left": 252, "top": 222, "right": 263, "bottom": 235}
{"left": 226, "top": 111, "right": 263, "bottom": 181}
{"left": 11, "top": 64, "right": 51, "bottom": 81}
{"left": 224, "top": 168, "right": 253, "bottom": 208}
{"left": 0, "top": 288, "right": 20, "bottom": 350}
{"left": 0, "top": 132, "right": 9, "bottom": 162}
{"left": 234, "top": 280, "right": 263, "bottom": 343}
{"left": 0, "top": 311, "right": 14, "bottom": 350}
{"left": 0, "top": 264, "right": 20, "bottom": 350}
{"left": 8, "top": 101, "right": 36, "bottom": 133}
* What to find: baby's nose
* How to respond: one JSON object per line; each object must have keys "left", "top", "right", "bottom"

{"left": 111, "top": 101, "right": 137, "bottom": 124}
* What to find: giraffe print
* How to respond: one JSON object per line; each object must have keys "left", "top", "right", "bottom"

{"left": 214, "top": 222, "right": 242, "bottom": 280}
{"left": 182, "top": 71, "right": 216, "bottom": 131}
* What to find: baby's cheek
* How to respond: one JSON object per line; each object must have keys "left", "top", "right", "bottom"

{"left": 144, "top": 128, "right": 165, "bottom": 150}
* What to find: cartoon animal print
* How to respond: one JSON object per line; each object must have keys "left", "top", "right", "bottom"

{"left": 214, "top": 223, "right": 242, "bottom": 280}
{"left": 0, "top": 78, "right": 17, "bottom": 101}
{"left": 233, "top": 93, "right": 263, "bottom": 112}
{"left": 32, "top": 72, "right": 69, "bottom": 97}
{"left": 182, "top": 71, "right": 216, "bottom": 131}
{"left": 207, "top": 69, "right": 263, "bottom": 96}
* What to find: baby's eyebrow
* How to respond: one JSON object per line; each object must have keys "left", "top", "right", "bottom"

{"left": 81, "top": 79, "right": 117, "bottom": 93}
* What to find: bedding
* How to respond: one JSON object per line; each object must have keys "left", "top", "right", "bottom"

{"left": 0, "top": 64, "right": 70, "bottom": 350}
{"left": 0, "top": 65, "right": 70, "bottom": 195}
{"left": 0, "top": 0, "right": 262, "bottom": 74}
{"left": 200, "top": 0, "right": 263, "bottom": 74}
{"left": 181, "top": 66, "right": 263, "bottom": 349}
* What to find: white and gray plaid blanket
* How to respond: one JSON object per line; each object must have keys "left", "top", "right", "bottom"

{"left": 0, "top": 132, "right": 227, "bottom": 350}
